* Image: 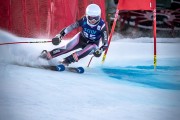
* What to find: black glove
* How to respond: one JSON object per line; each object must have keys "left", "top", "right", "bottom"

{"left": 100, "top": 43, "right": 108, "bottom": 51}
{"left": 52, "top": 34, "right": 62, "bottom": 45}
{"left": 93, "top": 48, "right": 103, "bottom": 57}
{"left": 93, "top": 43, "right": 108, "bottom": 57}
{"left": 52, "top": 28, "right": 66, "bottom": 45}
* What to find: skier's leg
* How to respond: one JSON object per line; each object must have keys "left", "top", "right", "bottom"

{"left": 62, "top": 44, "right": 98, "bottom": 65}
{"left": 40, "top": 33, "right": 81, "bottom": 60}
{"left": 77, "top": 44, "right": 99, "bottom": 59}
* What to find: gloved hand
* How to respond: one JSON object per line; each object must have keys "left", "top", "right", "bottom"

{"left": 93, "top": 43, "right": 108, "bottom": 57}
{"left": 100, "top": 43, "right": 108, "bottom": 51}
{"left": 52, "top": 28, "right": 66, "bottom": 45}
{"left": 52, "top": 34, "right": 62, "bottom": 45}
{"left": 94, "top": 48, "right": 103, "bottom": 57}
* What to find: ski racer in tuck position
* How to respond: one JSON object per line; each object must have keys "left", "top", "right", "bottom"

{"left": 40, "top": 4, "right": 108, "bottom": 66}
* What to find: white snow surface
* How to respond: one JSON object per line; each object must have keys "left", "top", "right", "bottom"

{"left": 0, "top": 30, "right": 180, "bottom": 120}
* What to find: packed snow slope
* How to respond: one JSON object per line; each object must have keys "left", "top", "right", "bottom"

{"left": 0, "top": 30, "right": 180, "bottom": 120}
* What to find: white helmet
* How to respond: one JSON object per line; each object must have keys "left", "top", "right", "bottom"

{"left": 86, "top": 4, "right": 101, "bottom": 26}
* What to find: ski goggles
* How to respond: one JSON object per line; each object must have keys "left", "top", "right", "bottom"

{"left": 87, "top": 16, "right": 100, "bottom": 21}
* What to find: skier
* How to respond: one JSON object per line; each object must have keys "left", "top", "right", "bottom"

{"left": 40, "top": 4, "right": 108, "bottom": 66}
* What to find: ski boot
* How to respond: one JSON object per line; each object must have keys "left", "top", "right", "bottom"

{"left": 59, "top": 53, "right": 78, "bottom": 66}
{"left": 39, "top": 50, "right": 52, "bottom": 60}
{"left": 59, "top": 59, "right": 71, "bottom": 66}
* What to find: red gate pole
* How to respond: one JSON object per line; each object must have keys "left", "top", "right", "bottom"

{"left": 153, "top": 0, "right": 157, "bottom": 71}
{"left": 102, "top": 9, "right": 119, "bottom": 64}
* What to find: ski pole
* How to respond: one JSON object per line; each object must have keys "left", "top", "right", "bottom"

{"left": 87, "top": 56, "right": 94, "bottom": 67}
{"left": 0, "top": 40, "right": 52, "bottom": 46}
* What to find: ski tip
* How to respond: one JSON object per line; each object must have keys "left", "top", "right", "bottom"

{"left": 67, "top": 67, "right": 85, "bottom": 73}
{"left": 77, "top": 67, "right": 85, "bottom": 73}
{"left": 56, "top": 64, "right": 65, "bottom": 71}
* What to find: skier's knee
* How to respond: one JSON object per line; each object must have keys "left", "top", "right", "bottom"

{"left": 64, "top": 53, "right": 79, "bottom": 64}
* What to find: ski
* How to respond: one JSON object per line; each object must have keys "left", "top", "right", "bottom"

{"left": 67, "top": 67, "right": 85, "bottom": 73}
{"left": 38, "top": 50, "right": 85, "bottom": 73}
{"left": 43, "top": 64, "right": 66, "bottom": 71}
{"left": 43, "top": 64, "right": 85, "bottom": 74}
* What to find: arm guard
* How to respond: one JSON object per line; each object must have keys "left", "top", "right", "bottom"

{"left": 63, "top": 22, "right": 79, "bottom": 35}
{"left": 100, "top": 24, "right": 109, "bottom": 51}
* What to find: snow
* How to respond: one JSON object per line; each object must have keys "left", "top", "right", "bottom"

{"left": 0, "top": 30, "right": 180, "bottom": 120}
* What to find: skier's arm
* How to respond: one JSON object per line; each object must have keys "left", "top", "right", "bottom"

{"left": 100, "top": 24, "right": 108, "bottom": 51}
{"left": 94, "top": 24, "right": 108, "bottom": 57}
{"left": 58, "top": 17, "right": 85, "bottom": 38}
{"left": 52, "top": 19, "right": 81, "bottom": 45}
{"left": 60, "top": 22, "right": 80, "bottom": 37}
